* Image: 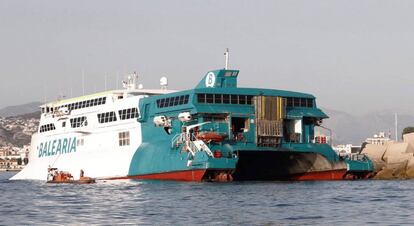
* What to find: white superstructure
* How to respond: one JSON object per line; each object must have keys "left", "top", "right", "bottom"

{"left": 11, "top": 76, "right": 175, "bottom": 180}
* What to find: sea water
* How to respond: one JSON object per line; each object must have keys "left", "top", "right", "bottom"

{"left": 1, "top": 172, "right": 413, "bottom": 225}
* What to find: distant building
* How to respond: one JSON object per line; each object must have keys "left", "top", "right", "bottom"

{"left": 333, "top": 144, "right": 362, "bottom": 156}
{"left": 365, "top": 132, "right": 391, "bottom": 145}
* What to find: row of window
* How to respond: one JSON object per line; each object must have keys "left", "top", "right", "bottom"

{"left": 286, "top": 97, "right": 314, "bottom": 108}
{"left": 119, "top": 108, "right": 139, "bottom": 120}
{"left": 197, "top": 94, "right": 314, "bottom": 108}
{"left": 156, "top": 95, "right": 190, "bottom": 108}
{"left": 98, "top": 112, "right": 117, "bottom": 124}
{"left": 39, "top": 124, "right": 56, "bottom": 133}
{"left": 70, "top": 116, "right": 87, "bottom": 128}
{"left": 97, "top": 108, "right": 139, "bottom": 123}
{"left": 42, "top": 109, "right": 137, "bottom": 131}
{"left": 197, "top": 94, "right": 253, "bottom": 105}
{"left": 42, "top": 97, "right": 107, "bottom": 114}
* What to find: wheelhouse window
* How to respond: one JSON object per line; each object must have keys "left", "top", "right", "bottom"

{"left": 197, "top": 93, "right": 253, "bottom": 105}
{"left": 156, "top": 95, "right": 190, "bottom": 108}
{"left": 214, "top": 94, "right": 222, "bottom": 104}
{"left": 285, "top": 97, "right": 314, "bottom": 108}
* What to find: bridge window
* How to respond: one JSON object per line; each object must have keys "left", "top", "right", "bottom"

{"left": 168, "top": 97, "right": 175, "bottom": 107}
{"left": 174, "top": 96, "right": 180, "bottom": 105}
{"left": 285, "top": 97, "right": 314, "bottom": 108}
{"left": 197, "top": 94, "right": 253, "bottom": 105}
{"left": 198, "top": 94, "right": 206, "bottom": 103}
{"left": 214, "top": 94, "right": 222, "bottom": 104}
{"left": 239, "top": 95, "right": 246, "bottom": 105}
{"left": 206, "top": 94, "right": 214, "bottom": 103}
{"left": 223, "top": 94, "right": 230, "bottom": 104}
{"left": 231, "top": 95, "right": 238, "bottom": 104}
{"left": 179, "top": 95, "right": 185, "bottom": 105}
{"left": 156, "top": 95, "right": 190, "bottom": 108}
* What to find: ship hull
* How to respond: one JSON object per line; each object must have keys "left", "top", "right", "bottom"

{"left": 232, "top": 151, "right": 354, "bottom": 181}
{"left": 108, "top": 169, "right": 234, "bottom": 182}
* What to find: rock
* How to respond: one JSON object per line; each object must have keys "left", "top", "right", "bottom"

{"left": 406, "top": 157, "right": 414, "bottom": 178}
{"left": 361, "top": 144, "right": 387, "bottom": 172}
{"left": 383, "top": 142, "right": 414, "bottom": 162}
{"left": 375, "top": 161, "right": 408, "bottom": 179}
{"left": 403, "top": 133, "right": 414, "bottom": 147}
{"left": 386, "top": 153, "right": 413, "bottom": 165}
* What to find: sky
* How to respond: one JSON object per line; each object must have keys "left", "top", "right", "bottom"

{"left": 1, "top": 0, "right": 414, "bottom": 115}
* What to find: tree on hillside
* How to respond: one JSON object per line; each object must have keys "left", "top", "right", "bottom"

{"left": 402, "top": 127, "right": 414, "bottom": 137}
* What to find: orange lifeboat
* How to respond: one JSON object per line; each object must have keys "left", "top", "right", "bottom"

{"left": 47, "top": 168, "right": 95, "bottom": 184}
{"left": 196, "top": 132, "right": 226, "bottom": 143}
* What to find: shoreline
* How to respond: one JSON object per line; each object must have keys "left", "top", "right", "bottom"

{"left": 0, "top": 169, "right": 21, "bottom": 172}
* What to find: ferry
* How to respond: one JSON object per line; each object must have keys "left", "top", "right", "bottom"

{"left": 11, "top": 51, "right": 373, "bottom": 182}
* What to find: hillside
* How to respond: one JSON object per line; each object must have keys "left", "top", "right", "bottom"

{"left": 0, "top": 102, "right": 42, "bottom": 117}
{"left": 321, "top": 108, "right": 414, "bottom": 145}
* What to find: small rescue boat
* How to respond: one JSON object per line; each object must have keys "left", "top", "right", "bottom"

{"left": 196, "top": 132, "right": 226, "bottom": 143}
{"left": 47, "top": 168, "right": 96, "bottom": 184}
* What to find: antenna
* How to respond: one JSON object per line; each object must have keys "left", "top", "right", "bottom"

{"left": 224, "top": 48, "right": 229, "bottom": 70}
{"left": 395, "top": 113, "right": 398, "bottom": 141}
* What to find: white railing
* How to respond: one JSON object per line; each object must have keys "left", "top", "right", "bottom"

{"left": 171, "top": 132, "right": 214, "bottom": 157}
{"left": 171, "top": 133, "right": 186, "bottom": 148}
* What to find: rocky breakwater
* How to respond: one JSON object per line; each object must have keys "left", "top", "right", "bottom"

{"left": 361, "top": 133, "right": 414, "bottom": 179}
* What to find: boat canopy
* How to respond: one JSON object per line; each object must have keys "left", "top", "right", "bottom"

{"left": 286, "top": 108, "right": 328, "bottom": 119}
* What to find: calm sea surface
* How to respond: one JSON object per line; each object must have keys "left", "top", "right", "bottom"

{"left": 1, "top": 172, "right": 413, "bottom": 225}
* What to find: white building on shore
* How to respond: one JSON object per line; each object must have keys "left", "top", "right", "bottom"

{"left": 365, "top": 132, "right": 391, "bottom": 145}
{"left": 333, "top": 144, "right": 362, "bottom": 156}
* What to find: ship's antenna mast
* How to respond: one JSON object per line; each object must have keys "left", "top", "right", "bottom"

{"left": 224, "top": 48, "right": 229, "bottom": 70}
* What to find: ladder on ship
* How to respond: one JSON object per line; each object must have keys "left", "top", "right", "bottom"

{"left": 171, "top": 123, "right": 214, "bottom": 157}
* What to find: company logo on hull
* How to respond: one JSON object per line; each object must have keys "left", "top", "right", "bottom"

{"left": 38, "top": 137, "right": 77, "bottom": 158}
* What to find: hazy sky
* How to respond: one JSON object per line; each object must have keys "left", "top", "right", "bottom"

{"left": 1, "top": 0, "right": 414, "bottom": 115}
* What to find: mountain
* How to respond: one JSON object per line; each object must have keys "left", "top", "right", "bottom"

{"left": 320, "top": 108, "right": 414, "bottom": 145}
{"left": 0, "top": 102, "right": 42, "bottom": 117}
{"left": 6, "top": 111, "right": 41, "bottom": 120}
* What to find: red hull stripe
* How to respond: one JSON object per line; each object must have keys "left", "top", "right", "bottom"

{"left": 105, "top": 169, "right": 207, "bottom": 182}
{"left": 291, "top": 169, "right": 347, "bottom": 181}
